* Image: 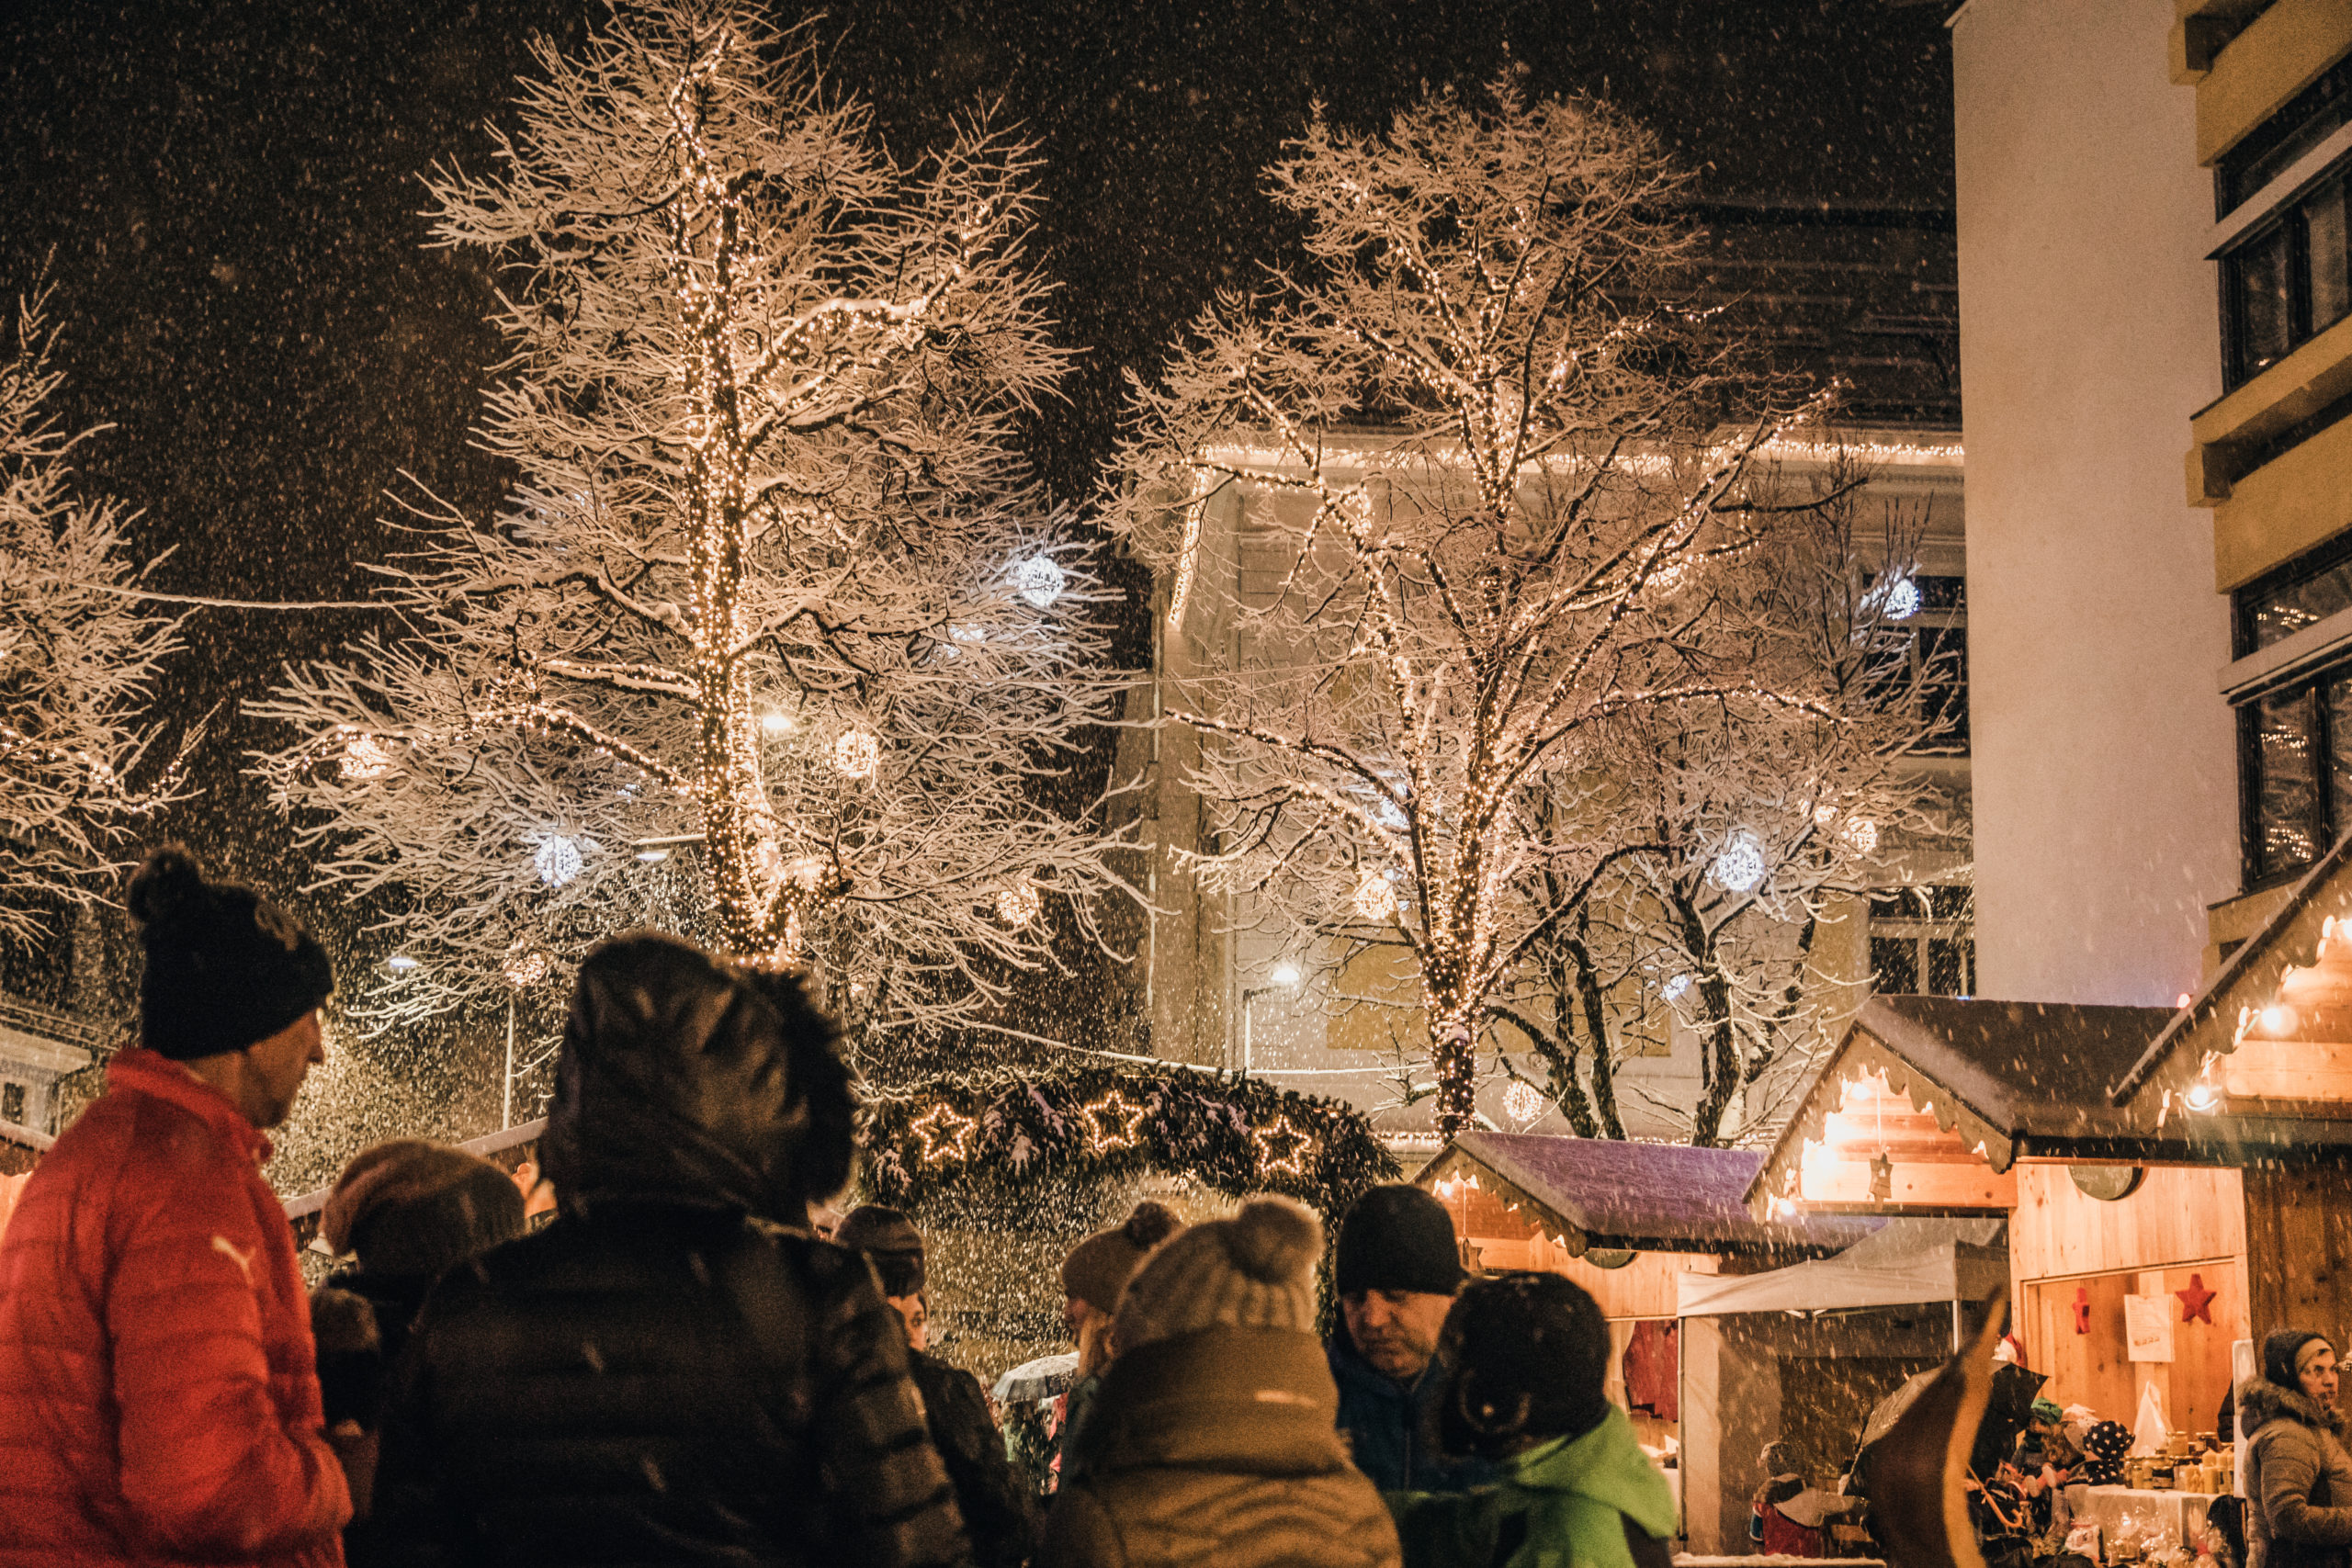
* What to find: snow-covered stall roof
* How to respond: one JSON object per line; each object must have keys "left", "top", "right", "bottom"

{"left": 1419, "top": 1131, "right": 1878, "bottom": 1257}
{"left": 1676, "top": 1218, "right": 2007, "bottom": 1318}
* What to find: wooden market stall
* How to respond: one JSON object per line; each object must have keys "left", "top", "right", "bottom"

{"left": 283, "top": 1116, "right": 550, "bottom": 1255}
{"left": 1416, "top": 1132, "right": 1877, "bottom": 1553}
{"left": 1747, "top": 990, "right": 2337, "bottom": 1450}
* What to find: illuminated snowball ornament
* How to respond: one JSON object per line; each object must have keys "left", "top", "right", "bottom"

{"left": 502, "top": 945, "right": 549, "bottom": 987}
{"left": 1709, "top": 829, "right": 1767, "bottom": 894}
{"left": 1012, "top": 553, "right": 1067, "bottom": 609}
{"left": 1812, "top": 802, "right": 1838, "bottom": 827}
{"left": 533, "top": 834, "right": 584, "bottom": 887}
{"left": 1503, "top": 1080, "right": 1546, "bottom": 1125}
{"left": 831, "top": 728, "right": 878, "bottom": 779}
{"left": 1840, "top": 818, "right": 1881, "bottom": 854}
{"left": 337, "top": 735, "right": 393, "bottom": 782}
{"left": 1870, "top": 570, "right": 1922, "bottom": 622}
{"left": 1662, "top": 974, "right": 1693, "bottom": 1002}
{"left": 760, "top": 710, "right": 795, "bottom": 736}
{"left": 996, "top": 882, "right": 1042, "bottom": 927}
{"left": 1353, "top": 871, "right": 1399, "bottom": 922}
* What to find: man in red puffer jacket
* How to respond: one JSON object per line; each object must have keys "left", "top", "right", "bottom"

{"left": 0, "top": 845, "right": 349, "bottom": 1568}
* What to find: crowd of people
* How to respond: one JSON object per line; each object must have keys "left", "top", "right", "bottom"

{"left": 0, "top": 847, "right": 1679, "bottom": 1567}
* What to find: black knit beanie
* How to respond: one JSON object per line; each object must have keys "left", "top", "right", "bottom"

{"left": 2265, "top": 1328, "right": 2334, "bottom": 1391}
{"left": 836, "top": 1204, "right": 926, "bottom": 1297}
{"left": 128, "top": 846, "right": 334, "bottom": 1061}
{"left": 1334, "top": 1183, "right": 1465, "bottom": 1297}
{"left": 1430, "top": 1271, "right": 1611, "bottom": 1460}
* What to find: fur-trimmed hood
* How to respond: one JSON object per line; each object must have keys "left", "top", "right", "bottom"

{"left": 2239, "top": 1375, "right": 2346, "bottom": 1437}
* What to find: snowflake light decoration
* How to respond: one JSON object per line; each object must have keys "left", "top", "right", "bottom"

{"left": 831, "top": 728, "right": 878, "bottom": 779}
{"left": 502, "top": 945, "right": 549, "bottom": 987}
{"left": 533, "top": 834, "right": 584, "bottom": 887}
{"left": 337, "top": 735, "right": 394, "bottom": 782}
{"left": 1709, "top": 829, "right": 1767, "bottom": 894}
{"left": 996, "top": 882, "right": 1041, "bottom": 927}
{"left": 1503, "top": 1079, "right": 1545, "bottom": 1125}
{"left": 1353, "top": 870, "right": 1398, "bottom": 922}
{"left": 1012, "top": 554, "right": 1067, "bottom": 609}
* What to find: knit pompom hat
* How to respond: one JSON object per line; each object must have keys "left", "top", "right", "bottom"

{"left": 128, "top": 845, "right": 334, "bottom": 1061}
{"left": 1114, "top": 1195, "right": 1321, "bottom": 1351}
{"left": 1062, "top": 1199, "right": 1183, "bottom": 1314}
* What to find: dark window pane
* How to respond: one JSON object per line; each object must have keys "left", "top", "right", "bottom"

{"left": 1928, "top": 938, "right": 1974, "bottom": 998}
{"left": 1871, "top": 936, "right": 1920, "bottom": 994}
{"left": 2245, "top": 552, "right": 2352, "bottom": 649}
{"left": 2253, "top": 688, "right": 2323, "bottom": 878}
{"left": 2234, "top": 224, "right": 2297, "bottom": 384}
{"left": 1928, "top": 885, "right": 1974, "bottom": 921}
{"left": 2313, "top": 180, "right": 2352, "bottom": 335}
{"left": 2329, "top": 677, "right": 2352, "bottom": 852}
{"left": 1917, "top": 625, "right": 1969, "bottom": 752}
{"left": 2221, "top": 57, "right": 2352, "bottom": 213}
{"left": 0, "top": 1083, "right": 19, "bottom": 1123}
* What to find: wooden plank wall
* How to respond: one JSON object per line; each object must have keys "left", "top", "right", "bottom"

{"left": 2245, "top": 1165, "right": 2352, "bottom": 1344}
{"left": 1464, "top": 1229, "right": 1718, "bottom": 1319}
{"left": 2009, "top": 1165, "right": 2246, "bottom": 1283}
{"left": 2021, "top": 1263, "right": 2245, "bottom": 1438}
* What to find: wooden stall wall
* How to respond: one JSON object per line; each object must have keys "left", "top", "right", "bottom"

{"left": 2009, "top": 1165, "right": 2247, "bottom": 1286}
{"left": 2021, "top": 1263, "right": 2245, "bottom": 1438}
{"left": 1464, "top": 1231, "right": 1716, "bottom": 1319}
{"left": 2245, "top": 1165, "right": 2352, "bottom": 1347}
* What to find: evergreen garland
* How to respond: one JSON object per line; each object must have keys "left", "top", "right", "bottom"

{"left": 861, "top": 1060, "right": 1399, "bottom": 1218}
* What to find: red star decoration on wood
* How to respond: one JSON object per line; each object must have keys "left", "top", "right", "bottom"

{"left": 2073, "top": 1285, "right": 2091, "bottom": 1335}
{"left": 2177, "top": 1273, "right": 2217, "bottom": 1325}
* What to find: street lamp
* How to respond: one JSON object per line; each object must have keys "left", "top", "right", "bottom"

{"left": 1238, "top": 963, "right": 1302, "bottom": 1077}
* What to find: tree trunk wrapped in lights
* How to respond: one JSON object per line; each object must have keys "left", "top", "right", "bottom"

{"left": 0, "top": 288, "right": 190, "bottom": 944}
{"left": 1109, "top": 77, "right": 1949, "bottom": 1139}
{"left": 253, "top": 2, "right": 1133, "bottom": 1052}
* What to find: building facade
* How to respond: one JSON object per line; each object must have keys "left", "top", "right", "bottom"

{"left": 1955, "top": 0, "right": 2352, "bottom": 999}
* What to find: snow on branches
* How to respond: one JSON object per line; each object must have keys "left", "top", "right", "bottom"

{"left": 253, "top": 1, "right": 1134, "bottom": 1050}
{"left": 1109, "top": 78, "right": 1950, "bottom": 1140}
{"left": 0, "top": 288, "right": 188, "bottom": 943}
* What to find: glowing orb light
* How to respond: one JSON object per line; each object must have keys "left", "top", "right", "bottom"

{"left": 1012, "top": 555, "right": 1067, "bottom": 608}
{"left": 1503, "top": 1080, "right": 1545, "bottom": 1124}
{"left": 534, "top": 835, "right": 584, "bottom": 887}
{"left": 1710, "top": 829, "right": 1767, "bottom": 893}
{"left": 502, "top": 946, "right": 549, "bottom": 987}
{"left": 1272, "top": 962, "right": 1301, "bottom": 987}
{"left": 338, "top": 735, "right": 394, "bottom": 782}
{"left": 760, "top": 710, "right": 795, "bottom": 735}
{"left": 1880, "top": 572, "right": 1922, "bottom": 621}
{"left": 996, "top": 883, "right": 1042, "bottom": 926}
{"left": 1840, "top": 818, "right": 1880, "bottom": 854}
{"left": 1353, "top": 871, "right": 1399, "bottom": 921}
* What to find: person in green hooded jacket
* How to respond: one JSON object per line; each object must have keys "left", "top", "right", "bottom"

{"left": 1386, "top": 1273, "right": 1678, "bottom": 1568}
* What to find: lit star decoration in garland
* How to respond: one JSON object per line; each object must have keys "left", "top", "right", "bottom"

{"left": 910, "top": 1103, "right": 980, "bottom": 1168}
{"left": 1251, "top": 1114, "right": 1315, "bottom": 1179}
{"left": 1077, "top": 1090, "right": 1150, "bottom": 1153}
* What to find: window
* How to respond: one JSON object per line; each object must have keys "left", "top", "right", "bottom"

{"left": 2235, "top": 541, "right": 2352, "bottom": 886}
{"left": 2218, "top": 54, "right": 2352, "bottom": 218}
{"left": 0, "top": 1083, "right": 21, "bottom": 1124}
{"left": 2222, "top": 173, "right": 2352, "bottom": 389}
{"left": 1869, "top": 885, "right": 1974, "bottom": 998}
{"left": 1873, "top": 573, "right": 1968, "bottom": 755}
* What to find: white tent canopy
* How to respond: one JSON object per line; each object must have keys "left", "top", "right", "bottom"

{"left": 1676, "top": 1217, "right": 2007, "bottom": 1318}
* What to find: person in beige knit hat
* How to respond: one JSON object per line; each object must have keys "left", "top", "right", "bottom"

{"left": 1039, "top": 1196, "right": 1403, "bottom": 1568}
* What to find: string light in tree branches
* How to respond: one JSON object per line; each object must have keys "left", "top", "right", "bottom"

{"left": 1353, "top": 870, "right": 1398, "bottom": 922}
{"left": 831, "top": 728, "right": 879, "bottom": 780}
{"left": 996, "top": 882, "right": 1041, "bottom": 927}
{"left": 502, "top": 945, "right": 550, "bottom": 987}
{"left": 338, "top": 734, "right": 394, "bottom": 782}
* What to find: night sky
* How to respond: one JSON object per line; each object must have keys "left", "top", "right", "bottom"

{"left": 0, "top": 0, "right": 1955, "bottom": 1023}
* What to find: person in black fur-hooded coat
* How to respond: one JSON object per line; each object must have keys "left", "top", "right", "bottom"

{"left": 2242, "top": 1329, "right": 2352, "bottom": 1568}
{"left": 363, "top": 931, "right": 974, "bottom": 1568}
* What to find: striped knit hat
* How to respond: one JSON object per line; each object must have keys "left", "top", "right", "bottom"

{"left": 1114, "top": 1195, "right": 1321, "bottom": 1350}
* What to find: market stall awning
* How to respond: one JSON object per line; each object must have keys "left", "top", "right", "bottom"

{"left": 1677, "top": 1219, "right": 2007, "bottom": 1317}
{"left": 1419, "top": 1131, "right": 1878, "bottom": 1257}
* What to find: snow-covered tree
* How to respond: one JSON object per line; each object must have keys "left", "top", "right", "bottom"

{"left": 0, "top": 289, "right": 188, "bottom": 945}
{"left": 1109, "top": 77, "right": 1926, "bottom": 1138}
{"left": 1497, "top": 466, "right": 1960, "bottom": 1145}
{"left": 253, "top": 1, "right": 1133, "bottom": 1055}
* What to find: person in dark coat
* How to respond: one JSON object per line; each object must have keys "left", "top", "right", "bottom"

{"left": 309, "top": 1141, "right": 529, "bottom": 1528}
{"left": 366, "top": 931, "right": 973, "bottom": 1568}
{"left": 2242, "top": 1329, "right": 2352, "bottom": 1568}
{"left": 1325, "top": 1185, "right": 1494, "bottom": 1495}
{"left": 837, "top": 1204, "right": 1039, "bottom": 1568}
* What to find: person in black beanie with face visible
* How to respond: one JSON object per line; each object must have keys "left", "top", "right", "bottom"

{"left": 2241, "top": 1328, "right": 2352, "bottom": 1568}
{"left": 837, "top": 1204, "right": 1038, "bottom": 1568}
{"left": 1386, "top": 1273, "right": 1678, "bottom": 1568}
{"left": 1327, "top": 1184, "right": 1495, "bottom": 1495}
{"left": 0, "top": 845, "right": 350, "bottom": 1568}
